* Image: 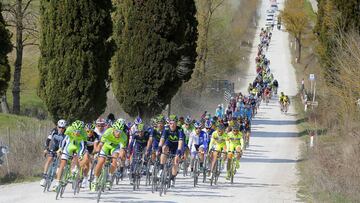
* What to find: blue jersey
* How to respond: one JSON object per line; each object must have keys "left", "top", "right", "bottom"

{"left": 161, "top": 126, "right": 184, "bottom": 143}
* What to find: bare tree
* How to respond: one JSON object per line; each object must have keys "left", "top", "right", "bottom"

{"left": 2, "top": 0, "right": 39, "bottom": 114}
{"left": 194, "top": 0, "right": 226, "bottom": 90}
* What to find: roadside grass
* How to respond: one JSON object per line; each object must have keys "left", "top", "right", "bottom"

{"left": 0, "top": 113, "right": 53, "bottom": 184}
{"left": 287, "top": 1, "right": 359, "bottom": 202}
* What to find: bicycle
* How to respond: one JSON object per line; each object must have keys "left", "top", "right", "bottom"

{"left": 151, "top": 153, "right": 160, "bottom": 193}
{"left": 159, "top": 154, "right": 175, "bottom": 196}
{"left": 209, "top": 150, "right": 226, "bottom": 186}
{"left": 131, "top": 150, "right": 145, "bottom": 191}
{"left": 88, "top": 154, "right": 98, "bottom": 190}
{"left": 43, "top": 152, "right": 59, "bottom": 192}
{"left": 95, "top": 155, "right": 113, "bottom": 203}
{"left": 55, "top": 153, "right": 75, "bottom": 200}
{"left": 203, "top": 153, "right": 210, "bottom": 183}
{"left": 72, "top": 164, "right": 83, "bottom": 195}
{"left": 192, "top": 151, "right": 201, "bottom": 187}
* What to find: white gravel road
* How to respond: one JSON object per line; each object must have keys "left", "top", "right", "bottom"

{"left": 0, "top": 0, "right": 301, "bottom": 202}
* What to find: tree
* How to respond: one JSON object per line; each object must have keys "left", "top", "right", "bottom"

{"left": 0, "top": 2, "right": 13, "bottom": 113}
{"left": 2, "top": 0, "right": 39, "bottom": 114}
{"left": 194, "top": 0, "right": 226, "bottom": 91}
{"left": 315, "top": 0, "right": 360, "bottom": 82}
{"left": 111, "top": 0, "right": 198, "bottom": 118}
{"left": 38, "top": 0, "right": 113, "bottom": 122}
{"left": 281, "top": 0, "right": 309, "bottom": 63}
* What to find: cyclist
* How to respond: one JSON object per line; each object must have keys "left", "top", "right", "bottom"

{"left": 40, "top": 119, "right": 67, "bottom": 187}
{"left": 215, "top": 104, "right": 223, "bottom": 119}
{"left": 129, "top": 123, "right": 151, "bottom": 184}
{"left": 80, "top": 123, "right": 100, "bottom": 188}
{"left": 148, "top": 115, "right": 165, "bottom": 161}
{"left": 94, "top": 118, "right": 106, "bottom": 137}
{"left": 279, "top": 92, "right": 286, "bottom": 111}
{"left": 91, "top": 119, "right": 128, "bottom": 191}
{"left": 158, "top": 115, "right": 184, "bottom": 187}
{"left": 208, "top": 124, "right": 228, "bottom": 179}
{"left": 188, "top": 121, "right": 208, "bottom": 172}
{"left": 226, "top": 124, "right": 243, "bottom": 180}
{"left": 182, "top": 116, "right": 193, "bottom": 168}
{"left": 52, "top": 120, "right": 87, "bottom": 191}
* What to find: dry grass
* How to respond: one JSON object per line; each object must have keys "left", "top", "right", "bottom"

{"left": 0, "top": 114, "right": 53, "bottom": 183}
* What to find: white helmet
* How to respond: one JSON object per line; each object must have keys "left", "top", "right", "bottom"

{"left": 57, "top": 119, "right": 67, "bottom": 128}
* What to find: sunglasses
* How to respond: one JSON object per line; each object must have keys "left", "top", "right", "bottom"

{"left": 169, "top": 122, "right": 176, "bottom": 125}
{"left": 74, "top": 130, "right": 81, "bottom": 134}
{"left": 58, "top": 126, "right": 65, "bottom": 129}
{"left": 86, "top": 130, "right": 93, "bottom": 134}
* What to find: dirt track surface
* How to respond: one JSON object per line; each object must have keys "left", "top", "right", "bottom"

{"left": 0, "top": 0, "right": 301, "bottom": 202}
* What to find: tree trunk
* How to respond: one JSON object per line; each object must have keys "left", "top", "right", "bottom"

{"left": 12, "top": 0, "right": 23, "bottom": 114}
{"left": 296, "top": 33, "right": 302, "bottom": 63}
{"left": 1, "top": 95, "right": 10, "bottom": 113}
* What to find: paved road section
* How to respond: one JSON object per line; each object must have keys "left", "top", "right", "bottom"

{"left": 0, "top": 0, "right": 301, "bottom": 202}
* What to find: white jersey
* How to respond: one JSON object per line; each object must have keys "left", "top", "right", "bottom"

{"left": 94, "top": 128, "right": 106, "bottom": 138}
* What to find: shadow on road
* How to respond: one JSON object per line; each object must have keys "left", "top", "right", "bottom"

{"left": 241, "top": 157, "right": 299, "bottom": 163}
{"left": 251, "top": 131, "right": 299, "bottom": 138}
{"left": 252, "top": 119, "right": 297, "bottom": 126}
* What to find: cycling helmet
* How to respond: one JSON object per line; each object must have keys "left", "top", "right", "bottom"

{"left": 112, "top": 120, "right": 125, "bottom": 131}
{"left": 96, "top": 118, "right": 106, "bottom": 125}
{"left": 194, "top": 121, "right": 202, "bottom": 128}
{"left": 217, "top": 124, "right": 225, "bottom": 131}
{"left": 134, "top": 117, "right": 142, "bottom": 125}
{"left": 85, "top": 122, "right": 96, "bottom": 131}
{"left": 72, "top": 120, "right": 84, "bottom": 130}
{"left": 168, "top": 114, "right": 178, "bottom": 122}
{"left": 184, "top": 116, "right": 192, "bottom": 124}
{"left": 205, "top": 120, "right": 212, "bottom": 128}
{"left": 137, "top": 123, "right": 145, "bottom": 132}
{"left": 232, "top": 123, "right": 240, "bottom": 131}
{"left": 157, "top": 115, "right": 165, "bottom": 124}
{"left": 127, "top": 122, "right": 133, "bottom": 129}
{"left": 117, "top": 118, "right": 126, "bottom": 125}
{"left": 57, "top": 119, "right": 67, "bottom": 128}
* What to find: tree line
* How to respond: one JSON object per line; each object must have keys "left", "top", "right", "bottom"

{"left": 0, "top": 0, "right": 198, "bottom": 122}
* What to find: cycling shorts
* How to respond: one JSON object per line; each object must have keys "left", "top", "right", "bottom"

{"left": 61, "top": 142, "right": 84, "bottom": 160}
{"left": 164, "top": 140, "right": 179, "bottom": 155}
{"left": 228, "top": 143, "right": 241, "bottom": 152}
{"left": 212, "top": 142, "right": 226, "bottom": 152}
{"left": 99, "top": 142, "right": 123, "bottom": 157}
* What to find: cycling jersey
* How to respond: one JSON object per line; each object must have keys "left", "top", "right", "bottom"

{"left": 182, "top": 124, "right": 194, "bottom": 145}
{"left": 149, "top": 127, "right": 163, "bottom": 151}
{"left": 100, "top": 128, "right": 128, "bottom": 156}
{"left": 226, "top": 131, "right": 244, "bottom": 152}
{"left": 161, "top": 126, "right": 184, "bottom": 154}
{"left": 60, "top": 126, "right": 87, "bottom": 160}
{"left": 85, "top": 132, "right": 100, "bottom": 154}
{"left": 188, "top": 131, "right": 208, "bottom": 155}
{"left": 45, "top": 128, "right": 65, "bottom": 154}
{"left": 209, "top": 131, "right": 228, "bottom": 151}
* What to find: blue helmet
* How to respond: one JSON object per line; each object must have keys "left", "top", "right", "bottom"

{"left": 134, "top": 117, "right": 142, "bottom": 125}
{"left": 194, "top": 121, "right": 202, "bottom": 128}
{"left": 204, "top": 120, "right": 212, "bottom": 128}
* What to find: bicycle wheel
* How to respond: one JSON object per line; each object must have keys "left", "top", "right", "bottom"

{"left": 159, "top": 166, "right": 167, "bottom": 196}
{"left": 202, "top": 157, "right": 207, "bottom": 183}
{"left": 56, "top": 164, "right": 69, "bottom": 199}
{"left": 214, "top": 159, "right": 221, "bottom": 185}
{"left": 193, "top": 158, "right": 198, "bottom": 187}
{"left": 89, "top": 159, "right": 97, "bottom": 190}
{"left": 151, "top": 163, "right": 157, "bottom": 193}
{"left": 210, "top": 160, "right": 217, "bottom": 186}
{"left": 97, "top": 168, "right": 106, "bottom": 203}
{"left": 145, "top": 160, "right": 151, "bottom": 186}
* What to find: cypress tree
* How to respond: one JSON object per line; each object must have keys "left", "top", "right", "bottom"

{"left": 0, "top": 2, "right": 12, "bottom": 97}
{"left": 111, "top": 0, "right": 198, "bottom": 118}
{"left": 38, "top": 0, "right": 113, "bottom": 122}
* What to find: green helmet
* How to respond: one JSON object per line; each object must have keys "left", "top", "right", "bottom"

{"left": 72, "top": 120, "right": 84, "bottom": 130}
{"left": 85, "top": 122, "right": 96, "bottom": 131}
{"left": 157, "top": 115, "right": 165, "bottom": 124}
{"left": 112, "top": 120, "right": 125, "bottom": 131}
{"left": 168, "top": 114, "right": 178, "bottom": 122}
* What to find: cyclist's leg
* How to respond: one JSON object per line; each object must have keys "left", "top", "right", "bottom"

{"left": 110, "top": 147, "right": 120, "bottom": 174}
